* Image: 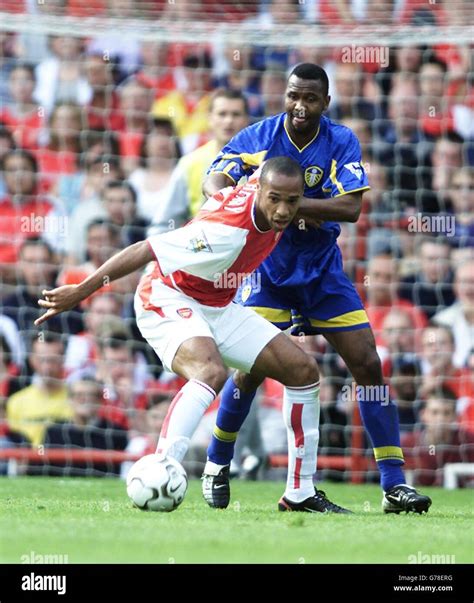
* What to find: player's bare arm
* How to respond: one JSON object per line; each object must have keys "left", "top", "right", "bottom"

{"left": 34, "top": 240, "right": 154, "bottom": 325}
{"left": 296, "top": 190, "right": 363, "bottom": 226}
{"left": 202, "top": 172, "right": 234, "bottom": 198}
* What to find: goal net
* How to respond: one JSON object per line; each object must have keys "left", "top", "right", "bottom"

{"left": 0, "top": 0, "right": 473, "bottom": 488}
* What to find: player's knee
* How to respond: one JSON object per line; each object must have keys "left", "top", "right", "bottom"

{"left": 284, "top": 354, "right": 319, "bottom": 387}
{"left": 298, "top": 354, "right": 320, "bottom": 385}
{"left": 354, "top": 349, "right": 383, "bottom": 384}
{"left": 196, "top": 363, "right": 228, "bottom": 394}
{"left": 234, "top": 370, "right": 263, "bottom": 393}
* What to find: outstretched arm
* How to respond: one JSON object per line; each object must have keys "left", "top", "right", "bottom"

{"left": 35, "top": 240, "right": 154, "bottom": 326}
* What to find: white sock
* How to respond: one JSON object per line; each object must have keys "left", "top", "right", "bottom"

{"left": 157, "top": 379, "right": 216, "bottom": 463}
{"left": 283, "top": 382, "right": 320, "bottom": 503}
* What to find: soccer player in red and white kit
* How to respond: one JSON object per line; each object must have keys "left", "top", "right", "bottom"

{"left": 35, "top": 156, "right": 353, "bottom": 513}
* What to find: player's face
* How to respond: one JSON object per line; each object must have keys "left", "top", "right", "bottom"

{"left": 285, "top": 76, "right": 329, "bottom": 136}
{"left": 257, "top": 172, "right": 303, "bottom": 232}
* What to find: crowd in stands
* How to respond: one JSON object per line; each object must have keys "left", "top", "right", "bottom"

{"left": 0, "top": 0, "right": 473, "bottom": 487}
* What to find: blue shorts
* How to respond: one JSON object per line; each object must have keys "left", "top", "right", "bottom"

{"left": 236, "top": 247, "right": 369, "bottom": 335}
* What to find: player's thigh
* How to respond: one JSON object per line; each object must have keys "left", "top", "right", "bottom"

{"left": 211, "top": 303, "right": 281, "bottom": 375}
{"left": 134, "top": 288, "right": 216, "bottom": 374}
{"left": 250, "top": 331, "right": 319, "bottom": 387}
{"left": 323, "top": 327, "right": 383, "bottom": 385}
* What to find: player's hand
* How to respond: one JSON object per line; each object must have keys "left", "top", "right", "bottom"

{"left": 293, "top": 215, "right": 325, "bottom": 230}
{"left": 35, "top": 285, "right": 82, "bottom": 326}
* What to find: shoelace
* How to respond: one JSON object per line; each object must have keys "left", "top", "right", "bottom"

{"left": 314, "top": 489, "right": 347, "bottom": 512}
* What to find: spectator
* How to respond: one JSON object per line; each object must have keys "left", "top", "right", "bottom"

{"left": 433, "top": 260, "right": 474, "bottom": 368}
{"left": 421, "top": 134, "right": 465, "bottom": 215}
{"left": 401, "top": 386, "right": 474, "bottom": 486}
{"left": 152, "top": 52, "right": 214, "bottom": 154}
{"left": 84, "top": 53, "right": 123, "bottom": 132}
{"left": 1, "top": 237, "right": 83, "bottom": 350}
{"left": 361, "top": 158, "right": 404, "bottom": 259}
{"left": 319, "top": 377, "right": 347, "bottom": 455}
{"left": 69, "top": 331, "right": 152, "bottom": 431}
{"left": 0, "top": 334, "right": 25, "bottom": 475}
{"left": 0, "top": 127, "right": 15, "bottom": 197}
{"left": 101, "top": 180, "right": 149, "bottom": 246}
{"left": 419, "top": 324, "right": 474, "bottom": 406}
{"left": 0, "top": 334, "right": 21, "bottom": 414}
{"left": 76, "top": 128, "right": 120, "bottom": 169}
{"left": 87, "top": 0, "right": 141, "bottom": 79}
{"left": 0, "top": 31, "right": 18, "bottom": 107}
{"left": 35, "top": 103, "right": 83, "bottom": 191}
{"left": 258, "top": 69, "right": 287, "bottom": 118}
{"left": 459, "top": 348, "right": 474, "bottom": 433}
{"left": 134, "top": 41, "right": 175, "bottom": 98}
{"left": 57, "top": 153, "right": 122, "bottom": 217}
{"left": 34, "top": 36, "right": 90, "bottom": 115}
{"left": 0, "top": 63, "right": 44, "bottom": 151}
{"left": 64, "top": 292, "right": 123, "bottom": 375}
{"left": 0, "top": 314, "right": 25, "bottom": 369}
{"left": 378, "top": 308, "right": 419, "bottom": 378}
{"left": 364, "top": 253, "right": 428, "bottom": 346}
{"left": 128, "top": 120, "right": 181, "bottom": 220}
{"left": 0, "top": 149, "right": 68, "bottom": 281}
{"left": 6, "top": 333, "right": 72, "bottom": 446}
{"left": 43, "top": 377, "right": 128, "bottom": 477}
{"left": 64, "top": 156, "right": 123, "bottom": 261}
{"left": 116, "top": 79, "right": 153, "bottom": 174}
{"left": 419, "top": 56, "right": 454, "bottom": 138}
{"left": 337, "top": 222, "right": 358, "bottom": 282}
{"left": 374, "top": 73, "right": 430, "bottom": 214}
{"left": 447, "top": 166, "right": 474, "bottom": 248}
{"left": 391, "top": 360, "right": 422, "bottom": 433}
{"left": 149, "top": 88, "right": 249, "bottom": 235}
{"left": 399, "top": 236, "right": 456, "bottom": 319}
{"left": 120, "top": 394, "right": 171, "bottom": 479}
{"left": 340, "top": 118, "right": 372, "bottom": 159}
{"left": 212, "top": 46, "right": 261, "bottom": 119}
{"left": 59, "top": 219, "right": 138, "bottom": 305}
{"left": 327, "top": 63, "right": 376, "bottom": 122}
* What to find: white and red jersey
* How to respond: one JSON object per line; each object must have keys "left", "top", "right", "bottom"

{"left": 138, "top": 178, "right": 281, "bottom": 308}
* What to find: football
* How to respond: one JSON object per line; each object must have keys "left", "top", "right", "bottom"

{"left": 126, "top": 454, "right": 188, "bottom": 512}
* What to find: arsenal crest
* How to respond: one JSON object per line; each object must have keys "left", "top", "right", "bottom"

{"left": 304, "top": 165, "right": 324, "bottom": 187}
{"left": 177, "top": 307, "right": 193, "bottom": 319}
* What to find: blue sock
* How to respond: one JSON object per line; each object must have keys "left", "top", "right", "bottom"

{"left": 357, "top": 386, "right": 405, "bottom": 491}
{"left": 207, "top": 377, "right": 257, "bottom": 466}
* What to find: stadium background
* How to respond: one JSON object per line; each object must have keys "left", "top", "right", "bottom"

{"left": 0, "top": 0, "right": 473, "bottom": 491}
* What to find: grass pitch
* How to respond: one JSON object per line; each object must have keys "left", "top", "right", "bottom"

{"left": 0, "top": 478, "right": 472, "bottom": 564}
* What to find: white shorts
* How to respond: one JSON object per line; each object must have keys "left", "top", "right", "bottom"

{"left": 134, "top": 280, "right": 280, "bottom": 373}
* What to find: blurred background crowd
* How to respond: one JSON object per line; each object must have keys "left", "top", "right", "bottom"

{"left": 0, "top": 0, "right": 473, "bottom": 487}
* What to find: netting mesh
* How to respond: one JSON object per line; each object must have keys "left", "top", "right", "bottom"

{"left": 0, "top": 0, "right": 473, "bottom": 487}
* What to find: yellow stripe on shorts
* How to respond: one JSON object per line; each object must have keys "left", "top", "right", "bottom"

{"left": 309, "top": 309, "right": 369, "bottom": 329}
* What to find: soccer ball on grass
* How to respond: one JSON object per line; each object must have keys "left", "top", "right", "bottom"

{"left": 126, "top": 454, "right": 188, "bottom": 512}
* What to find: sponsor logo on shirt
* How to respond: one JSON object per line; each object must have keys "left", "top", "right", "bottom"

{"left": 304, "top": 165, "right": 324, "bottom": 187}
{"left": 186, "top": 231, "right": 213, "bottom": 253}
{"left": 344, "top": 162, "right": 363, "bottom": 180}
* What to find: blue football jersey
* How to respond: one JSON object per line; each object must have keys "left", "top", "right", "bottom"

{"left": 208, "top": 113, "right": 370, "bottom": 286}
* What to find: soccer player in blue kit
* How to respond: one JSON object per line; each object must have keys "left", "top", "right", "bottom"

{"left": 201, "top": 63, "right": 432, "bottom": 515}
